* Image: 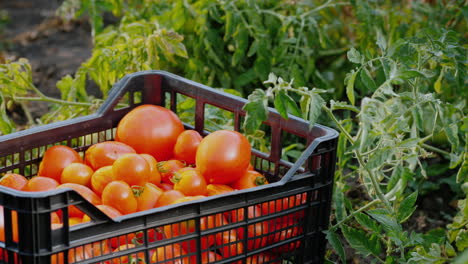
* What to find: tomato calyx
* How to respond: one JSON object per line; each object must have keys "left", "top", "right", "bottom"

{"left": 131, "top": 185, "right": 145, "bottom": 197}
{"left": 156, "top": 161, "right": 168, "bottom": 173}
{"left": 255, "top": 176, "right": 267, "bottom": 186}
{"left": 170, "top": 172, "right": 182, "bottom": 184}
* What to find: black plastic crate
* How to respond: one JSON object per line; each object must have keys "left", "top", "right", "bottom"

{"left": 0, "top": 71, "right": 338, "bottom": 264}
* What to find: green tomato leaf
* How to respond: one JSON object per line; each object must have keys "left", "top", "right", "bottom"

{"left": 243, "top": 89, "right": 269, "bottom": 135}
{"left": 456, "top": 230, "right": 468, "bottom": 251}
{"left": 366, "top": 147, "right": 393, "bottom": 170}
{"left": 308, "top": 92, "right": 324, "bottom": 128}
{"left": 274, "top": 90, "right": 288, "bottom": 119}
{"left": 397, "top": 191, "right": 418, "bottom": 223}
{"left": 342, "top": 225, "right": 382, "bottom": 257}
{"left": 324, "top": 230, "right": 346, "bottom": 263}
{"left": 360, "top": 68, "right": 377, "bottom": 92}
{"left": 354, "top": 212, "right": 381, "bottom": 233}
{"left": 347, "top": 48, "right": 362, "bottom": 64}
{"left": 456, "top": 153, "right": 467, "bottom": 183}
{"left": 346, "top": 70, "right": 357, "bottom": 105}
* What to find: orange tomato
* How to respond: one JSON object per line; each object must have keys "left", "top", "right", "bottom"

{"left": 196, "top": 130, "right": 251, "bottom": 184}
{"left": 90, "top": 165, "right": 114, "bottom": 196}
{"left": 0, "top": 173, "right": 28, "bottom": 190}
{"left": 173, "top": 169, "right": 207, "bottom": 196}
{"left": 135, "top": 183, "right": 163, "bottom": 212}
{"left": 84, "top": 141, "right": 136, "bottom": 170}
{"left": 116, "top": 105, "right": 184, "bottom": 161}
{"left": 0, "top": 207, "right": 18, "bottom": 242}
{"left": 38, "top": 145, "right": 82, "bottom": 182}
{"left": 155, "top": 190, "right": 185, "bottom": 208}
{"left": 140, "top": 154, "right": 162, "bottom": 185}
{"left": 112, "top": 153, "right": 150, "bottom": 187}
{"left": 173, "top": 130, "right": 202, "bottom": 165}
{"left": 24, "top": 176, "right": 59, "bottom": 192}
{"left": 102, "top": 181, "right": 137, "bottom": 215}
{"left": 60, "top": 163, "right": 94, "bottom": 187}
{"left": 206, "top": 184, "right": 235, "bottom": 196}
{"left": 111, "top": 243, "right": 145, "bottom": 264}
{"left": 158, "top": 160, "right": 186, "bottom": 184}
{"left": 231, "top": 170, "right": 268, "bottom": 190}
{"left": 151, "top": 244, "right": 188, "bottom": 264}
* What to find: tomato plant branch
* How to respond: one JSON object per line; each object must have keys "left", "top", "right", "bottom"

{"left": 421, "top": 143, "right": 451, "bottom": 158}
{"left": 330, "top": 199, "right": 379, "bottom": 231}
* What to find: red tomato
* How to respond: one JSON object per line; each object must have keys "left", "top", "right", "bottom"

{"left": 84, "top": 141, "right": 136, "bottom": 170}
{"left": 173, "top": 130, "right": 202, "bottom": 165}
{"left": 60, "top": 163, "right": 94, "bottom": 187}
{"left": 140, "top": 154, "right": 162, "bottom": 185}
{"left": 116, "top": 105, "right": 184, "bottom": 161}
{"left": 159, "top": 183, "right": 174, "bottom": 191}
{"left": 228, "top": 206, "right": 269, "bottom": 250}
{"left": 196, "top": 130, "right": 251, "bottom": 184}
{"left": 57, "top": 183, "right": 102, "bottom": 218}
{"left": 261, "top": 193, "right": 307, "bottom": 215}
{"left": 135, "top": 183, "right": 163, "bottom": 212}
{"left": 51, "top": 212, "right": 61, "bottom": 224}
{"left": 102, "top": 181, "right": 137, "bottom": 215}
{"left": 206, "top": 184, "right": 235, "bottom": 196}
{"left": 82, "top": 204, "right": 122, "bottom": 223}
{"left": 151, "top": 244, "right": 188, "bottom": 264}
{"left": 24, "top": 176, "right": 59, "bottom": 192}
{"left": 90, "top": 166, "right": 114, "bottom": 196}
{"left": 231, "top": 170, "right": 268, "bottom": 190}
{"left": 173, "top": 169, "right": 207, "bottom": 196}
{"left": 246, "top": 253, "right": 280, "bottom": 264}
{"left": 155, "top": 190, "right": 185, "bottom": 208}
{"left": 0, "top": 173, "right": 28, "bottom": 190}
{"left": 158, "top": 160, "right": 186, "bottom": 184}
{"left": 111, "top": 243, "right": 145, "bottom": 264}
{"left": 51, "top": 244, "right": 95, "bottom": 264}
{"left": 38, "top": 145, "right": 82, "bottom": 182}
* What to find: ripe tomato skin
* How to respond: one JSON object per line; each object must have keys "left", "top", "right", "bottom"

{"left": 159, "top": 183, "right": 174, "bottom": 191}
{"left": 135, "top": 183, "right": 163, "bottom": 212}
{"left": 246, "top": 253, "right": 280, "bottom": 264}
{"left": 57, "top": 183, "right": 102, "bottom": 218}
{"left": 268, "top": 226, "right": 302, "bottom": 253}
{"left": 102, "top": 181, "right": 137, "bottom": 215}
{"left": 140, "top": 154, "right": 161, "bottom": 185}
{"left": 151, "top": 244, "right": 188, "bottom": 264}
{"left": 38, "top": 145, "right": 82, "bottom": 182}
{"left": 84, "top": 141, "right": 136, "bottom": 170}
{"left": 155, "top": 190, "right": 185, "bottom": 207}
{"left": 112, "top": 153, "right": 151, "bottom": 187}
{"left": 206, "top": 184, "right": 235, "bottom": 196}
{"left": 0, "top": 173, "right": 28, "bottom": 190}
{"left": 116, "top": 105, "right": 184, "bottom": 161}
{"left": 91, "top": 166, "right": 114, "bottom": 196}
{"left": 196, "top": 130, "right": 251, "bottom": 184}
{"left": 60, "top": 163, "right": 94, "bottom": 187}
{"left": 82, "top": 204, "right": 122, "bottom": 223}
{"left": 231, "top": 170, "right": 268, "bottom": 190}
{"left": 50, "top": 245, "right": 92, "bottom": 264}
{"left": 173, "top": 169, "right": 207, "bottom": 196}
{"left": 158, "top": 160, "right": 186, "bottom": 184}
{"left": 24, "top": 176, "right": 59, "bottom": 192}
{"left": 173, "top": 130, "right": 202, "bottom": 165}
{"left": 215, "top": 232, "right": 244, "bottom": 259}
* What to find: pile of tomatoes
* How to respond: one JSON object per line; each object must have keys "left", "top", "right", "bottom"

{"left": 0, "top": 104, "right": 306, "bottom": 264}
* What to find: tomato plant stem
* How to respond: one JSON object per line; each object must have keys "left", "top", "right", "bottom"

{"left": 330, "top": 199, "right": 380, "bottom": 231}
{"left": 421, "top": 143, "right": 451, "bottom": 158}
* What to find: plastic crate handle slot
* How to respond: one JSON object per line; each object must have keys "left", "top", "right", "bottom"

{"left": 280, "top": 130, "right": 337, "bottom": 183}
